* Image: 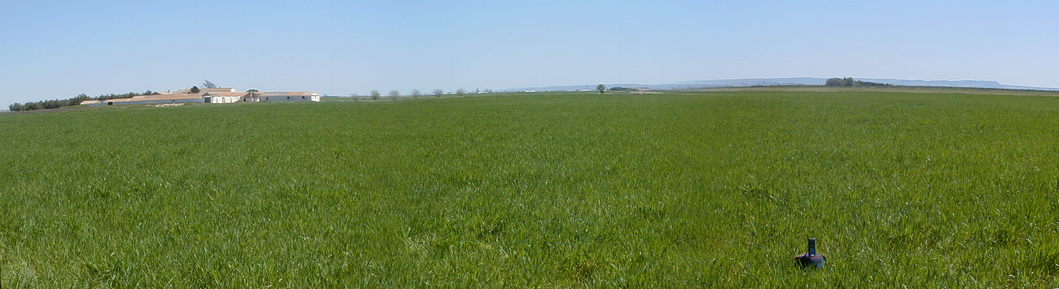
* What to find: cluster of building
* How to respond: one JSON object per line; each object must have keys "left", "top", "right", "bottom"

{"left": 80, "top": 88, "right": 320, "bottom": 106}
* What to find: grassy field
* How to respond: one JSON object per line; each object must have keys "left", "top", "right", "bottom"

{"left": 695, "top": 85, "right": 1059, "bottom": 97}
{"left": 3, "top": 90, "right": 1059, "bottom": 287}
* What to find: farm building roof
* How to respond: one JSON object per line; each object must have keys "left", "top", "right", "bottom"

{"left": 105, "top": 93, "right": 203, "bottom": 103}
{"left": 79, "top": 93, "right": 202, "bottom": 105}
{"left": 203, "top": 92, "right": 248, "bottom": 97}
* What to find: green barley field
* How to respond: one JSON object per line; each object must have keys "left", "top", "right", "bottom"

{"left": 3, "top": 90, "right": 1059, "bottom": 287}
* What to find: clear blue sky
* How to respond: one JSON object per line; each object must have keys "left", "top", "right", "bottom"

{"left": 2, "top": 1, "right": 1057, "bottom": 105}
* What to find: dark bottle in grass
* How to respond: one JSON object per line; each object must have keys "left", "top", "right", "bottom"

{"left": 794, "top": 238, "right": 826, "bottom": 268}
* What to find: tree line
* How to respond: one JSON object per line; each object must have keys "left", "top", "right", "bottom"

{"left": 354, "top": 88, "right": 468, "bottom": 101}
{"left": 8, "top": 90, "right": 159, "bottom": 112}
{"left": 825, "top": 77, "right": 894, "bottom": 87}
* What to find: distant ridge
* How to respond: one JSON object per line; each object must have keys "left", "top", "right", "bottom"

{"left": 504, "top": 78, "right": 1059, "bottom": 92}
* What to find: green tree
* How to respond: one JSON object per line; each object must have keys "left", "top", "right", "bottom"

{"left": 370, "top": 90, "right": 380, "bottom": 100}
{"left": 596, "top": 84, "right": 606, "bottom": 94}
{"left": 190, "top": 86, "right": 200, "bottom": 93}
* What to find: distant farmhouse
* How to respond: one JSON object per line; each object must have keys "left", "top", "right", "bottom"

{"left": 80, "top": 88, "right": 320, "bottom": 106}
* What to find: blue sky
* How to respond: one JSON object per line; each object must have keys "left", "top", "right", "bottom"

{"left": 2, "top": 1, "right": 1057, "bottom": 105}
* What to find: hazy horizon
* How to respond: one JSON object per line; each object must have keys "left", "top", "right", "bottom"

{"left": 3, "top": 1, "right": 1057, "bottom": 105}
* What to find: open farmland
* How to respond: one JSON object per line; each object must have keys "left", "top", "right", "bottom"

{"left": 3, "top": 90, "right": 1059, "bottom": 287}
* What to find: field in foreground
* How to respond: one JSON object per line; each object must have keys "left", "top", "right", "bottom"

{"left": 3, "top": 91, "right": 1059, "bottom": 287}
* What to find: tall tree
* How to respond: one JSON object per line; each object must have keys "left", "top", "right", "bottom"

{"left": 596, "top": 84, "right": 606, "bottom": 94}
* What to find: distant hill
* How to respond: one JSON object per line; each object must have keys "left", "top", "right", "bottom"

{"left": 504, "top": 78, "right": 1059, "bottom": 92}
{"left": 855, "top": 78, "right": 1054, "bottom": 90}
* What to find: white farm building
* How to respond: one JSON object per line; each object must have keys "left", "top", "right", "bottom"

{"left": 80, "top": 88, "right": 320, "bottom": 106}
{"left": 203, "top": 92, "right": 247, "bottom": 103}
{"left": 252, "top": 92, "right": 321, "bottom": 102}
